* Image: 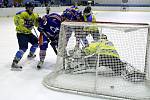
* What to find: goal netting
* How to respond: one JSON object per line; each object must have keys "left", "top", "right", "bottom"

{"left": 43, "top": 21, "right": 150, "bottom": 100}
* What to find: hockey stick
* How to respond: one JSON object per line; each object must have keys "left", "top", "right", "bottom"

{"left": 33, "top": 27, "right": 38, "bottom": 38}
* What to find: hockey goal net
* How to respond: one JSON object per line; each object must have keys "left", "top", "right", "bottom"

{"left": 43, "top": 21, "right": 150, "bottom": 100}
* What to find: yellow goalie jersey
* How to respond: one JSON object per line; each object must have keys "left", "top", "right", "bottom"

{"left": 84, "top": 39, "right": 119, "bottom": 58}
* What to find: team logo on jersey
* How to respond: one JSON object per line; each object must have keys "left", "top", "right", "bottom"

{"left": 50, "top": 26, "right": 59, "bottom": 34}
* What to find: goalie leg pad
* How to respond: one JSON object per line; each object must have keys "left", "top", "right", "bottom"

{"left": 121, "top": 63, "right": 146, "bottom": 82}
{"left": 122, "top": 71, "right": 146, "bottom": 82}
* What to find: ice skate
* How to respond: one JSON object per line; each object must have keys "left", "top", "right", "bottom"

{"left": 27, "top": 52, "right": 36, "bottom": 59}
{"left": 37, "top": 61, "right": 44, "bottom": 69}
{"left": 11, "top": 62, "right": 22, "bottom": 71}
{"left": 11, "top": 57, "right": 22, "bottom": 71}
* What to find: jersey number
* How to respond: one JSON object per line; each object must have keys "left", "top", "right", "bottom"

{"left": 50, "top": 26, "right": 59, "bottom": 34}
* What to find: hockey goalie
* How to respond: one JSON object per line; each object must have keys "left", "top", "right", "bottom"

{"left": 65, "top": 34, "right": 146, "bottom": 82}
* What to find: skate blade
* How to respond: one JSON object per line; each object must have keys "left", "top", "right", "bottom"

{"left": 27, "top": 55, "right": 36, "bottom": 59}
{"left": 11, "top": 68, "right": 22, "bottom": 71}
{"left": 37, "top": 66, "right": 42, "bottom": 70}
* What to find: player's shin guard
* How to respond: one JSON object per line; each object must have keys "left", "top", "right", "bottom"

{"left": 15, "top": 49, "right": 25, "bottom": 60}
{"left": 121, "top": 63, "right": 146, "bottom": 82}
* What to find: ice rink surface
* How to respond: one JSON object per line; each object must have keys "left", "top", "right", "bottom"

{"left": 0, "top": 10, "right": 150, "bottom": 100}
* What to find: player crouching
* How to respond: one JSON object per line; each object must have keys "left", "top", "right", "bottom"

{"left": 37, "top": 13, "right": 62, "bottom": 69}
{"left": 36, "top": 6, "right": 83, "bottom": 69}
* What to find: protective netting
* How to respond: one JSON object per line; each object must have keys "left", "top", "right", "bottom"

{"left": 43, "top": 21, "right": 150, "bottom": 100}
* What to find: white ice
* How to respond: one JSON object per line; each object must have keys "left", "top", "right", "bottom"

{"left": 0, "top": 10, "right": 150, "bottom": 100}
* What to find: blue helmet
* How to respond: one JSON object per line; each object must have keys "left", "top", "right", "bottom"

{"left": 61, "top": 8, "right": 82, "bottom": 21}
{"left": 61, "top": 8, "right": 75, "bottom": 20}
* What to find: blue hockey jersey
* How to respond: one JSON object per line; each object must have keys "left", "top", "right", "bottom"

{"left": 38, "top": 13, "right": 62, "bottom": 40}
{"left": 62, "top": 7, "right": 83, "bottom": 21}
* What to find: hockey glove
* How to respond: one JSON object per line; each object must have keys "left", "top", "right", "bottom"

{"left": 37, "top": 26, "right": 45, "bottom": 33}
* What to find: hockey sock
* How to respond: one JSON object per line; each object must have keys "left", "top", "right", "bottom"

{"left": 39, "top": 50, "right": 46, "bottom": 62}
{"left": 15, "top": 50, "right": 25, "bottom": 60}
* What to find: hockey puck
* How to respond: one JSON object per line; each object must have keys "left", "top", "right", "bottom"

{"left": 110, "top": 86, "right": 114, "bottom": 89}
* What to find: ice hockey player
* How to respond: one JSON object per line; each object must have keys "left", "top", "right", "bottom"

{"left": 36, "top": 6, "right": 83, "bottom": 69}
{"left": 11, "top": 1, "right": 39, "bottom": 71}
{"left": 37, "top": 12, "right": 62, "bottom": 69}
{"left": 81, "top": 6, "right": 100, "bottom": 47}
{"left": 61, "top": 5, "right": 83, "bottom": 49}
{"left": 83, "top": 34, "right": 145, "bottom": 82}
{"left": 61, "top": 5, "right": 83, "bottom": 21}
{"left": 84, "top": 34, "right": 123, "bottom": 74}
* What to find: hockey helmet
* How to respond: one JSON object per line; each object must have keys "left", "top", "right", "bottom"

{"left": 25, "top": 1, "right": 34, "bottom": 9}
{"left": 25, "top": 1, "right": 34, "bottom": 14}
{"left": 61, "top": 10, "right": 73, "bottom": 21}
{"left": 83, "top": 6, "right": 92, "bottom": 16}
